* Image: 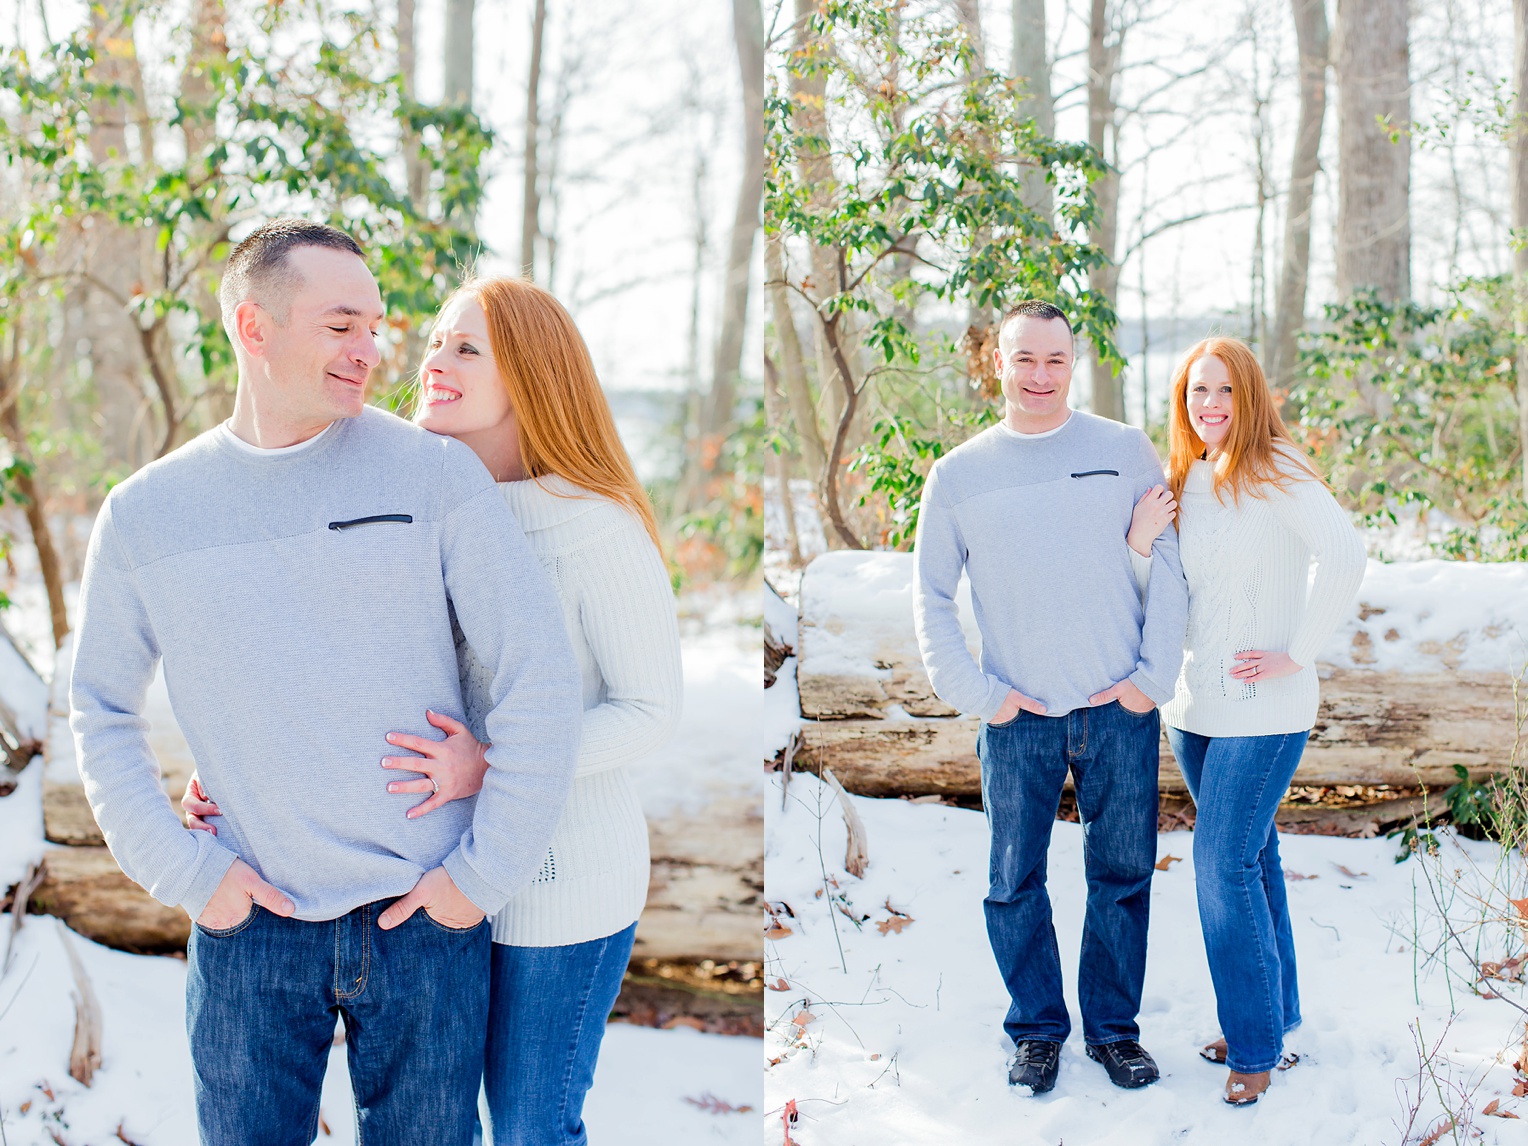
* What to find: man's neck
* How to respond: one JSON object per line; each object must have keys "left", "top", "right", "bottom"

{"left": 1003, "top": 405, "right": 1072, "bottom": 435}
{"left": 228, "top": 392, "right": 335, "bottom": 450}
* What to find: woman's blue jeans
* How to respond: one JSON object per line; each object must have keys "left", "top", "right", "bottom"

{"left": 482, "top": 923, "right": 637, "bottom": 1146}
{"left": 1167, "top": 726, "right": 1308, "bottom": 1074}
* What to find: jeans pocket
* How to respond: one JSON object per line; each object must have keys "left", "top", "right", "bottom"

{"left": 421, "top": 907, "right": 486, "bottom": 934}
{"left": 195, "top": 902, "right": 259, "bottom": 938}
{"left": 1115, "top": 699, "right": 1157, "bottom": 719}
{"left": 987, "top": 712, "right": 1021, "bottom": 730}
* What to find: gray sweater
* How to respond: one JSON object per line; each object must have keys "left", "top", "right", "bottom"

{"left": 68, "top": 408, "right": 583, "bottom": 923}
{"left": 913, "top": 412, "right": 1189, "bottom": 720}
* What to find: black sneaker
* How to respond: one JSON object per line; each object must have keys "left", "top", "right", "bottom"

{"left": 1085, "top": 1039, "right": 1160, "bottom": 1089}
{"left": 1008, "top": 1040, "right": 1062, "bottom": 1093}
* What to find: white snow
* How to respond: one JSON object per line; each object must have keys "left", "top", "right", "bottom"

{"left": 764, "top": 772, "right": 1528, "bottom": 1146}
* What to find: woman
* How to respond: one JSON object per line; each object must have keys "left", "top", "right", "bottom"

{"left": 187, "top": 276, "right": 683, "bottom": 1144}
{"left": 1127, "top": 336, "right": 1365, "bottom": 1107}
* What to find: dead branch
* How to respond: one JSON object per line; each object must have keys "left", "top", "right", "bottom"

{"left": 57, "top": 920, "right": 103, "bottom": 1087}
{"left": 3, "top": 860, "right": 44, "bottom": 975}
{"left": 822, "top": 768, "right": 868, "bottom": 877}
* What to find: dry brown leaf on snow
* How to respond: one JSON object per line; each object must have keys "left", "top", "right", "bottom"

{"left": 115, "top": 1124, "right": 147, "bottom": 1146}
{"left": 1484, "top": 1099, "right": 1500, "bottom": 1114}
{"left": 1479, "top": 955, "right": 1526, "bottom": 983}
{"left": 765, "top": 924, "right": 794, "bottom": 940}
{"left": 1154, "top": 855, "right": 1181, "bottom": 871}
{"left": 1335, "top": 865, "right": 1369, "bottom": 879}
{"left": 792, "top": 1009, "right": 816, "bottom": 1029}
{"left": 783, "top": 1098, "right": 800, "bottom": 1146}
{"left": 1513, "top": 1078, "right": 1528, "bottom": 1097}
{"left": 768, "top": 978, "right": 791, "bottom": 991}
{"left": 318, "top": 1114, "right": 332, "bottom": 1137}
{"left": 1508, "top": 896, "right": 1528, "bottom": 918}
{"left": 877, "top": 916, "right": 913, "bottom": 935}
{"left": 1418, "top": 1116, "right": 1456, "bottom": 1146}
{"left": 1285, "top": 870, "right": 1318, "bottom": 881}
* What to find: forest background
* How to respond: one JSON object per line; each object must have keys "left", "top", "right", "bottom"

{"left": 0, "top": 0, "right": 766, "bottom": 645}
{"left": 764, "top": 0, "right": 1528, "bottom": 565}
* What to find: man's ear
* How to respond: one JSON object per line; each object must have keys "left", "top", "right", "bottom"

{"left": 992, "top": 345, "right": 1005, "bottom": 374}
{"left": 233, "top": 300, "right": 268, "bottom": 359}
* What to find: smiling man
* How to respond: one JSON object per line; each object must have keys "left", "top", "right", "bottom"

{"left": 912, "top": 300, "right": 1189, "bottom": 1096}
{"left": 68, "top": 220, "right": 582, "bottom": 1145}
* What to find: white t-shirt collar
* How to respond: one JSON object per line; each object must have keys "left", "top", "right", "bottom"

{"left": 218, "top": 421, "right": 337, "bottom": 456}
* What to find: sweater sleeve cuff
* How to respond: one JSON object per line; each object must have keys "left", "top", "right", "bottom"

{"left": 442, "top": 849, "right": 510, "bottom": 918}
{"left": 177, "top": 841, "right": 240, "bottom": 922}
{"left": 980, "top": 678, "right": 1011, "bottom": 722}
{"left": 1128, "top": 667, "right": 1174, "bottom": 708}
{"left": 1128, "top": 548, "right": 1152, "bottom": 594}
{"left": 1286, "top": 639, "right": 1320, "bottom": 670}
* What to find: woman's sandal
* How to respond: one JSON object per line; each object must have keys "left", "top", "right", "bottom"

{"left": 1199, "top": 1038, "right": 1300, "bottom": 1071}
{"left": 1224, "top": 1070, "right": 1271, "bottom": 1106}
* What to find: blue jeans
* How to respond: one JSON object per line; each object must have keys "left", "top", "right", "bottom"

{"left": 1168, "top": 727, "right": 1307, "bottom": 1074}
{"left": 977, "top": 701, "right": 1161, "bottom": 1047}
{"left": 482, "top": 923, "right": 637, "bottom": 1146}
{"left": 186, "top": 900, "right": 490, "bottom": 1146}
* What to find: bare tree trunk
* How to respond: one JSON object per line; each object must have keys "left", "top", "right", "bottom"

{"left": 1514, "top": 0, "right": 1528, "bottom": 502}
{"left": 0, "top": 319, "right": 68, "bottom": 648}
{"left": 1335, "top": 0, "right": 1409, "bottom": 301}
{"left": 182, "top": 0, "right": 233, "bottom": 426}
{"left": 954, "top": 0, "right": 993, "bottom": 344}
{"left": 398, "top": 0, "right": 427, "bottom": 208}
{"left": 766, "top": 236, "right": 828, "bottom": 481}
{"left": 85, "top": 6, "right": 150, "bottom": 472}
{"left": 1269, "top": 0, "right": 1330, "bottom": 394}
{"left": 1012, "top": 0, "right": 1055, "bottom": 222}
{"left": 702, "top": 0, "right": 765, "bottom": 448}
{"left": 1087, "top": 0, "right": 1124, "bottom": 422}
{"left": 521, "top": 0, "right": 547, "bottom": 280}
{"left": 444, "top": 0, "right": 475, "bottom": 105}
{"left": 764, "top": 354, "right": 805, "bottom": 566}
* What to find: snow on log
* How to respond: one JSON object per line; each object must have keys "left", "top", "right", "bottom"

{"left": 796, "top": 552, "right": 1528, "bottom": 797}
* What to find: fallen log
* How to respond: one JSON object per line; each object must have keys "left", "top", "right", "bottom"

{"left": 800, "top": 668, "right": 1522, "bottom": 800}
{"left": 29, "top": 848, "right": 191, "bottom": 956}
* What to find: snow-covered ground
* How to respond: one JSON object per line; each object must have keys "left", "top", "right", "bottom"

{"left": 763, "top": 767, "right": 1528, "bottom": 1146}
{"left": 0, "top": 566, "right": 762, "bottom": 1145}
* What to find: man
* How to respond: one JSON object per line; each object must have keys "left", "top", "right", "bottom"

{"left": 912, "top": 300, "right": 1188, "bottom": 1095}
{"left": 69, "top": 219, "right": 583, "bottom": 1144}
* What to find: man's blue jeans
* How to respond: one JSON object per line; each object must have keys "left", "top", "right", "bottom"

{"left": 186, "top": 899, "right": 490, "bottom": 1146}
{"left": 482, "top": 923, "right": 637, "bottom": 1146}
{"left": 1167, "top": 726, "right": 1307, "bottom": 1074}
{"left": 977, "top": 701, "right": 1160, "bottom": 1047}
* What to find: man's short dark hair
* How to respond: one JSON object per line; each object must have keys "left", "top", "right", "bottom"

{"left": 219, "top": 219, "right": 365, "bottom": 339}
{"left": 999, "top": 300, "right": 1073, "bottom": 346}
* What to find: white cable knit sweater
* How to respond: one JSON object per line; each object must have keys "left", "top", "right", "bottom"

{"left": 457, "top": 475, "right": 683, "bottom": 947}
{"left": 1158, "top": 453, "right": 1367, "bottom": 738}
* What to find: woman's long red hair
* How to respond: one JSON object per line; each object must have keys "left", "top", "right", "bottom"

{"left": 1165, "top": 336, "right": 1321, "bottom": 505}
{"left": 432, "top": 276, "right": 660, "bottom": 547}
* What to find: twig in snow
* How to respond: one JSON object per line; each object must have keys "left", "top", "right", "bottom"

{"left": 3, "top": 860, "right": 44, "bottom": 976}
{"left": 779, "top": 730, "right": 800, "bottom": 811}
{"left": 56, "top": 921, "right": 102, "bottom": 1087}
{"left": 822, "top": 768, "right": 868, "bottom": 878}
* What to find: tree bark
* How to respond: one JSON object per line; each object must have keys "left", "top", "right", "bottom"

{"left": 1087, "top": 0, "right": 1124, "bottom": 422}
{"left": 0, "top": 321, "right": 68, "bottom": 648}
{"left": 444, "top": 0, "right": 475, "bottom": 106}
{"left": 1334, "top": 0, "right": 1410, "bottom": 302}
{"left": 1268, "top": 0, "right": 1330, "bottom": 395}
{"left": 1512, "top": 0, "right": 1528, "bottom": 502}
{"left": 398, "top": 0, "right": 427, "bottom": 209}
{"left": 766, "top": 236, "right": 828, "bottom": 481}
{"left": 953, "top": 0, "right": 993, "bottom": 342}
{"left": 521, "top": 0, "right": 546, "bottom": 280}
{"left": 1011, "top": 0, "right": 1055, "bottom": 222}
{"left": 85, "top": 6, "right": 151, "bottom": 472}
{"left": 702, "top": 0, "right": 766, "bottom": 449}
